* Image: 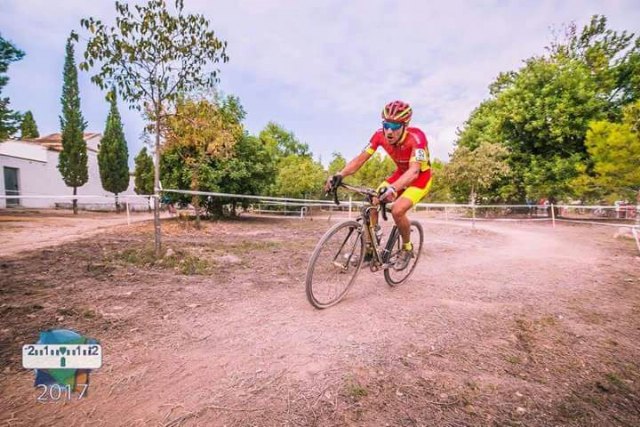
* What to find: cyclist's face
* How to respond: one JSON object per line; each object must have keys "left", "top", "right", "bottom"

{"left": 383, "top": 123, "right": 404, "bottom": 144}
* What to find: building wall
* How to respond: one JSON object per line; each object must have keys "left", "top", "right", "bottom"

{"left": 1, "top": 140, "right": 148, "bottom": 210}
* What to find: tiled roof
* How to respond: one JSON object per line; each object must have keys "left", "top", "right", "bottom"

{"left": 25, "top": 133, "right": 101, "bottom": 152}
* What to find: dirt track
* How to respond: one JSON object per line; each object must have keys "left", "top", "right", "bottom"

{"left": 1, "top": 214, "right": 639, "bottom": 426}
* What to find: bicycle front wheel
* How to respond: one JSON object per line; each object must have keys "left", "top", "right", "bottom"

{"left": 384, "top": 220, "right": 424, "bottom": 287}
{"left": 305, "top": 220, "right": 364, "bottom": 309}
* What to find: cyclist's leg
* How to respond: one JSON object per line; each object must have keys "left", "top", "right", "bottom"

{"left": 391, "top": 196, "right": 413, "bottom": 244}
{"left": 391, "top": 179, "right": 432, "bottom": 241}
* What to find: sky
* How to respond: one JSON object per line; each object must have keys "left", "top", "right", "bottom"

{"left": 1, "top": 0, "right": 640, "bottom": 168}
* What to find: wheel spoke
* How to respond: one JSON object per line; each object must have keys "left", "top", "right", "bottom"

{"left": 306, "top": 221, "right": 364, "bottom": 308}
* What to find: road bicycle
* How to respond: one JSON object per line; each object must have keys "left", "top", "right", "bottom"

{"left": 305, "top": 182, "right": 424, "bottom": 309}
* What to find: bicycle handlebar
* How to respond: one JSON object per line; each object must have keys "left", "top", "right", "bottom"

{"left": 328, "top": 182, "right": 389, "bottom": 221}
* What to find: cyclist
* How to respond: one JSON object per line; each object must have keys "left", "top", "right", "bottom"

{"left": 325, "top": 100, "right": 432, "bottom": 270}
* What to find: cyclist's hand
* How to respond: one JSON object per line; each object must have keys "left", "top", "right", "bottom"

{"left": 378, "top": 185, "right": 397, "bottom": 203}
{"left": 325, "top": 174, "right": 342, "bottom": 193}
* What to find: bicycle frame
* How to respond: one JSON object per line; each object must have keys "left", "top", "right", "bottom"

{"left": 336, "top": 183, "right": 398, "bottom": 271}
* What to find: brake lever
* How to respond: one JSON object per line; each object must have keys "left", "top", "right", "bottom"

{"left": 333, "top": 186, "right": 340, "bottom": 205}
{"left": 381, "top": 202, "right": 388, "bottom": 221}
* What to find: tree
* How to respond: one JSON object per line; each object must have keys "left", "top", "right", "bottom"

{"left": 351, "top": 152, "right": 396, "bottom": 189}
{"left": 444, "top": 142, "right": 511, "bottom": 203}
{"left": 81, "top": 0, "right": 229, "bottom": 253}
{"left": 271, "top": 154, "right": 325, "bottom": 199}
{"left": 0, "top": 33, "right": 25, "bottom": 140}
{"left": 134, "top": 147, "right": 154, "bottom": 195}
{"left": 98, "top": 91, "right": 129, "bottom": 211}
{"left": 328, "top": 152, "right": 346, "bottom": 175}
{"left": 259, "top": 122, "right": 311, "bottom": 160}
{"left": 58, "top": 35, "right": 88, "bottom": 215}
{"left": 161, "top": 95, "right": 242, "bottom": 225}
{"left": 424, "top": 159, "right": 451, "bottom": 203}
{"left": 206, "top": 133, "right": 277, "bottom": 216}
{"left": 581, "top": 101, "right": 640, "bottom": 203}
{"left": 20, "top": 111, "right": 39, "bottom": 139}
{"left": 454, "top": 15, "right": 639, "bottom": 202}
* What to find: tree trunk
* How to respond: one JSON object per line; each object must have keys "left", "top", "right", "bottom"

{"left": 193, "top": 194, "right": 201, "bottom": 229}
{"left": 73, "top": 186, "right": 78, "bottom": 215}
{"left": 191, "top": 169, "right": 201, "bottom": 229}
{"left": 232, "top": 201, "right": 237, "bottom": 217}
{"left": 115, "top": 193, "right": 120, "bottom": 213}
{"left": 153, "top": 112, "right": 162, "bottom": 257}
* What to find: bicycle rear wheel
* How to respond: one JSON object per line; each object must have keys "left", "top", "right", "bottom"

{"left": 383, "top": 220, "right": 424, "bottom": 287}
{"left": 305, "top": 220, "right": 364, "bottom": 309}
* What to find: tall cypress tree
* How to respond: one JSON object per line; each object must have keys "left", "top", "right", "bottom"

{"left": 134, "top": 147, "right": 154, "bottom": 195}
{"left": 0, "top": 33, "right": 25, "bottom": 140}
{"left": 20, "top": 110, "right": 39, "bottom": 139}
{"left": 98, "top": 90, "right": 129, "bottom": 211}
{"left": 58, "top": 34, "right": 88, "bottom": 214}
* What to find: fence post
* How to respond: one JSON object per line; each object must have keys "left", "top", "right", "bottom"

{"left": 126, "top": 201, "right": 131, "bottom": 225}
{"left": 349, "top": 196, "right": 352, "bottom": 219}
{"left": 472, "top": 204, "right": 476, "bottom": 229}
{"left": 551, "top": 203, "right": 556, "bottom": 228}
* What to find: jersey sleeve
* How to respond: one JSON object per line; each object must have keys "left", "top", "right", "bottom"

{"left": 364, "top": 131, "right": 382, "bottom": 155}
{"left": 409, "top": 129, "right": 431, "bottom": 172}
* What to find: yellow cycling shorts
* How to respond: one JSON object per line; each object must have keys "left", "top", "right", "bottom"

{"left": 377, "top": 179, "right": 433, "bottom": 206}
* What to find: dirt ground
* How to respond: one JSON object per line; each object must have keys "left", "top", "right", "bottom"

{"left": 1, "top": 211, "right": 639, "bottom": 426}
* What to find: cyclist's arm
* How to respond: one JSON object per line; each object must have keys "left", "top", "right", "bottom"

{"left": 339, "top": 151, "right": 372, "bottom": 177}
{"left": 389, "top": 162, "right": 421, "bottom": 191}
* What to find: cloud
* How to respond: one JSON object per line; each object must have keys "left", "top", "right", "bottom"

{"left": 2, "top": 0, "right": 640, "bottom": 168}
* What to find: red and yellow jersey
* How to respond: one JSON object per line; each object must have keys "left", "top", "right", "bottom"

{"left": 364, "top": 127, "right": 432, "bottom": 189}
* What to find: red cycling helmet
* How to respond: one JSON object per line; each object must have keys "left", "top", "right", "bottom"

{"left": 382, "top": 100, "right": 412, "bottom": 123}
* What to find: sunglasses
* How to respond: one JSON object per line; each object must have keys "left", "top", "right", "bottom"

{"left": 382, "top": 121, "right": 403, "bottom": 131}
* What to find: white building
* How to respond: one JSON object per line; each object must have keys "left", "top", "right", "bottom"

{"left": 0, "top": 133, "right": 148, "bottom": 210}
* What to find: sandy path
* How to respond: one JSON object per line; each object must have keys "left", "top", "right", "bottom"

{"left": 0, "top": 210, "right": 162, "bottom": 257}
{"left": 1, "top": 217, "right": 639, "bottom": 426}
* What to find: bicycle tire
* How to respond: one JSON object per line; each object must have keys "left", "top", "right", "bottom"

{"left": 383, "top": 220, "right": 424, "bottom": 287}
{"left": 305, "top": 220, "right": 364, "bottom": 309}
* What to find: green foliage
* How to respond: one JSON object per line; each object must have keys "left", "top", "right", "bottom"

{"left": 163, "top": 96, "right": 241, "bottom": 179}
{"left": 259, "top": 122, "right": 311, "bottom": 160}
{"left": 270, "top": 154, "right": 325, "bottom": 199}
{"left": 0, "top": 32, "right": 25, "bottom": 140}
{"left": 57, "top": 35, "right": 88, "bottom": 214}
{"left": 134, "top": 147, "right": 154, "bottom": 195}
{"left": 159, "top": 95, "right": 274, "bottom": 216}
{"left": 424, "top": 158, "right": 450, "bottom": 202}
{"left": 201, "top": 133, "right": 277, "bottom": 216}
{"left": 98, "top": 91, "right": 129, "bottom": 206}
{"left": 328, "top": 152, "right": 346, "bottom": 175}
{"left": 579, "top": 101, "right": 640, "bottom": 202}
{"left": 19, "top": 111, "right": 39, "bottom": 139}
{"left": 454, "top": 15, "right": 639, "bottom": 202}
{"left": 216, "top": 134, "right": 276, "bottom": 197}
{"left": 444, "top": 142, "right": 511, "bottom": 203}
{"left": 523, "top": 154, "right": 585, "bottom": 201}
{"left": 350, "top": 152, "right": 396, "bottom": 189}
{"left": 80, "top": 0, "right": 228, "bottom": 112}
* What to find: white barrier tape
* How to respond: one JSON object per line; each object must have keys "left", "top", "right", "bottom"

{"left": 0, "top": 194, "right": 154, "bottom": 200}
{"left": 164, "top": 188, "right": 336, "bottom": 205}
